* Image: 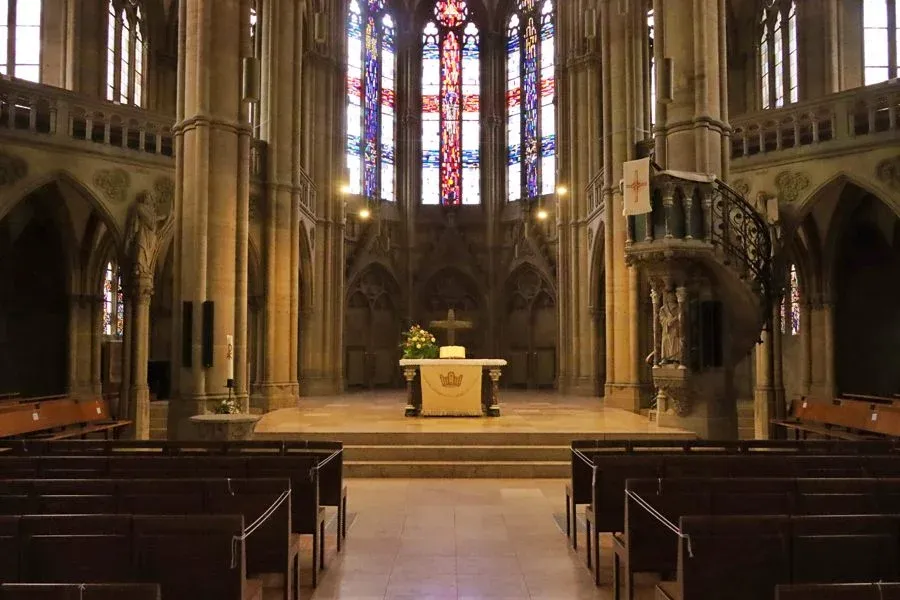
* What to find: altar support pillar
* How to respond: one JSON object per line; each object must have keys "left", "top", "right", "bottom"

{"left": 168, "top": 0, "right": 246, "bottom": 438}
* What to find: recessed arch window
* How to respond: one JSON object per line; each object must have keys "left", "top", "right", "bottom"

{"left": 863, "top": 0, "right": 900, "bottom": 84}
{"left": 103, "top": 261, "right": 125, "bottom": 338}
{"left": 106, "top": 0, "right": 147, "bottom": 107}
{"left": 249, "top": 0, "right": 260, "bottom": 137}
{"left": 781, "top": 263, "right": 800, "bottom": 336}
{"left": 506, "top": 0, "right": 555, "bottom": 203}
{"left": 759, "top": 1, "right": 798, "bottom": 109}
{"left": 422, "top": 0, "right": 481, "bottom": 206}
{"left": 0, "top": 0, "right": 42, "bottom": 82}
{"left": 346, "top": 0, "right": 396, "bottom": 202}
{"left": 648, "top": 8, "right": 655, "bottom": 127}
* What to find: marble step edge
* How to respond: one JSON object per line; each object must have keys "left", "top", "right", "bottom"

{"left": 345, "top": 460, "right": 568, "bottom": 478}
{"left": 254, "top": 431, "right": 694, "bottom": 445}
{"left": 344, "top": 445, "right": 569, "bottom": 461}
{"left": 346, "top": 460, "right": 570, "bottom": 466}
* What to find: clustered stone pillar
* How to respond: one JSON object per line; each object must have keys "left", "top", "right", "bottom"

{"left": 601, "top": 0, "right": 646, "bottom": 410}
{"left": 558, "top": 0, "right": 603, "bottom": 395}
{"left": 168, "top": 0, "right": 246, "bottom": 438}
{"left": 299, "top": 1, "right": 345, "bottom": 395}
{"left": 128, "top": 275, "right": 153, "bottom": 440}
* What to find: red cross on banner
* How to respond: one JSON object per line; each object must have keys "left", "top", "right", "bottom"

{"left": 622, "top": 157, "right": 652, "bottom": 216}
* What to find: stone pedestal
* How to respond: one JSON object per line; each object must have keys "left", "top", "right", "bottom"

{"left": 189, "top": 414, "right": 261, "bottom": 441}
{"left": 654, "top": 365, "right": 738, "bottom": 439}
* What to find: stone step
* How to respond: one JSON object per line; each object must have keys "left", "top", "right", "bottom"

{"left": 345, "top": 460, "right": 569, "bottom": 478}
{"left": 344, "top": 444, "right": 568, "bottom": 462}
{"left": 256, "top": 430, "right": 692, "bottom": 446}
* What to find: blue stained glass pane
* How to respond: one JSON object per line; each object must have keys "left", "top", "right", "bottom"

{"left": 540, "top": 135, "right": 555, "bottom": 155}
{"left": 523, "top": 17, "right": 539, "bottom": 199}
{"left": 508, "top": 143, "right": 521, "bottom": 163}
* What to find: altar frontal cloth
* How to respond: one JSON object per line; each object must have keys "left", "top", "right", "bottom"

{"left": 419, "top": 364, "right": 483, "bottom": 416}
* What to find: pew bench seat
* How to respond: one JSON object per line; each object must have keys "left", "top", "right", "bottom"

{"left": 775, "top": 582, "right": 900, "bottom": 600}
{"left": 773, "top": 419, "right": 872, "bottom": 440}
{"left": 0, "top": 583, "right": 162, "bottom": 600}
{"left": 654, "top": 581, "right": 678, "bottom": 600}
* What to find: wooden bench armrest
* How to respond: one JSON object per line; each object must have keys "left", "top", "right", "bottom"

{"left": 656, "top": 581, "right": 680, "bottom": 600}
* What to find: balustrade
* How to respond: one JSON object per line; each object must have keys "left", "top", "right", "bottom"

{"left": 586, "top": 169, "right": 604, "bottom": 217}
{"left": 0, "top": 78, "right": 174, "bottom": 158}
{"left": 731, "top": 80, "right": 900, "bottom": 160}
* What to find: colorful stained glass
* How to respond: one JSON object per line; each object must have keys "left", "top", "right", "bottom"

{"left": 422, "top": 1, "right": 480, "bottom": 206}
{"left": 507, "top": 0, "right": 555, "bottom": 201}
{"left": 345, "top": 0, "right": 394, "bottom": 201}
{"left": 781, "top": 264, "right": 800, "bottom": 335}
{"left": 103, "top": 261, "right": 124, "bottom": 338}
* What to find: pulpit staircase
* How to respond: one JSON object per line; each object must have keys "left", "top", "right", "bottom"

{"left": 625, "top": 171, "right": 774, "bottom": 369}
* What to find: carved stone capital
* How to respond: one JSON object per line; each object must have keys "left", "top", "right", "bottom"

{"left": 876, "top": 155, "right": 900, "bottom": 189}
{"left": 93, "top": 168, "right": 131, "bottom": 204}
{"left": 774, "top": 170, "right": 810, "bottom": 203}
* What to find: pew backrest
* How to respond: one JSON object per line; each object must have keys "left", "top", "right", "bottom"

{"left": 0, "top": 583, "right": 161, "bottom": 600}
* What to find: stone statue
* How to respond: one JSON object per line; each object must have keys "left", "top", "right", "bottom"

{"left": 128, "top": 192, "right": 165, "bottom": 277}
{"left": 658, "top": 291, "right": 682, "bottom": 364}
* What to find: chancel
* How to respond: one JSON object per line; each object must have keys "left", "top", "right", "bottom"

{"left": 4, "top": 0, "right": 900, "bottom": 597}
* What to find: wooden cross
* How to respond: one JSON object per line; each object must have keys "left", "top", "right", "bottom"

{"left": 429, "top": 308, "right": 473, "bottom": 346}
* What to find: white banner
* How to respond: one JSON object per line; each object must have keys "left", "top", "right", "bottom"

{"left": 622, "top": 157, "right": 652, "bottom": 216}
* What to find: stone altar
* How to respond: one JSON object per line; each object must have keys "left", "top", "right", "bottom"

{"left": 399, "top": 358, "right": 507, "bottom": 417}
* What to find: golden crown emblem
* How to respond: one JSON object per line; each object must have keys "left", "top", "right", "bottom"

{"left": 439, "top": 370, "right": 463, "bottom": 388}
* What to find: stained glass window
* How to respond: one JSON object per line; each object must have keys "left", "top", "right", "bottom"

{"left": 103, "top": 262, "right": 125, "bottom": 338}
{"left": 249, "top": 2, "right": 260, "bottom": 137}
{"left": 781, "top": 263, "right": 800, "bottom": 336}
{"left": 346, "top": 0, "right": 395, "bottom": 202}
{"left": 759, "top": 1, "right": 797, "bottom": 109}
{"left": 648, "top": 9, "right": 655, "bottom": 126}
{"left": 106, "top": 0, "right": 146, "bottom": 107}
{"left": 422, "top": 0, "right": 481, "bottom": 206}
{"left": 506, "top": 0, "right": 554, "bottom": 202}
{"left": 0, "top": 0, "right": 43, "bottom": 81}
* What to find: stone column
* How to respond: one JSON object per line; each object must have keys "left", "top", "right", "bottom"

{"left": 67, "top": 294, "right": 80, "bottom": 394}
{"left": 602, "top": 0, "right": 644, "bottom": 410}
{"left": 169, "top": 0, "right": 245, "bottom": 437}
{"left": 821, "top": 299, "right": 837, "bottom": 396}
{"left": 252, "top": 0, "right": 301, "bottom": 410}
{"left": 799, "top": 301, "right": 812, "bottom": 395}
{"left": 300, "top": 1, "right": 345, "bottom": 395}
{"left": 91, "top": 295, "right": 103, "bottom": 395}
{"left": 557, "top": 0, "right": 602, "bottom": 395}
{"left": 754, "top": 301, "right": 784, "bottom": 439}
{"left": 128, "top": 276, "right": 153, "bottom": 440}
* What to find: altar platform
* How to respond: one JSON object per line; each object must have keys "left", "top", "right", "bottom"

{"left": 254, "top": 391, "right": 695, "bottom": 477}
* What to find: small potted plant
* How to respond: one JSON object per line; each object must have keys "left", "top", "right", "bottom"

{"left": 400, "top": 324, "right": 439, "bottom": 359}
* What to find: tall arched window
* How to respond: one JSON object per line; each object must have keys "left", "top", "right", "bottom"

{"left": 759, "top": 1, "right": 798, "bottom": 109}
{"left": 506, "top": 0, "right": 554, "bottom": 202}
{"left": 249, "top": 1, "right": 260, "bottom": 137}
{"left": 106, "top": 0, "right": 147, "bottom": 107}
{"left": 781, "top": 263, "right": 800, "bottom": 336}
{"left": 422, "top": 0, "right": 481, "bottom": 206}
{"left": 863, "top": 0, "right": 900, "bottom": 84}
{"left": 0, "top": 0, "right": 42, "bottom": 82}
{"left": 103, "top": 262, "right": 124, "bottom": 338}
{"left": 346, "top": 0, "right": 395, "bottom": 202}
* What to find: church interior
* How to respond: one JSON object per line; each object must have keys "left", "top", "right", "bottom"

{"left": 2, "top": 0, "right": 900, "bottom": 598}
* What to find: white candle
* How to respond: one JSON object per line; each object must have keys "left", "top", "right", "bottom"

{"left": 226, "top": 334, "right": 234, "bottom": 381}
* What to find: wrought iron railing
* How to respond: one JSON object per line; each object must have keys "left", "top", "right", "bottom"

{"left": 628, "top": 172, "right": 772, "bottom": 304}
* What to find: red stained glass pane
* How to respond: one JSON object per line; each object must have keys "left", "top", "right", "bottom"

{"left": 435, "top": 0, "right": 468, "bottom": 29}
{"left": 347, "top": 75, "right": 362, "bottom": 98}
{"left": 422, "top": 95, "right": 439, "bottom": 112}
{"left": 381, "top": 87, "right": 395, "bottom": 107}
{"left": 506, "top": 88, "right": 520, "bottom": 109}
{"left": 540, "top": 77, "right": 554, "bottom": 97}
{"left": 440, "top": 32, "right": 462, "bottom": 205}
{"left": 463, "top": 94, "right": 479, "bottom": 112}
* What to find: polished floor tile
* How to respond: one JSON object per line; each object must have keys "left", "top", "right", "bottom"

{"left": 292, "top": 478, "right": 661, "bottom": 600}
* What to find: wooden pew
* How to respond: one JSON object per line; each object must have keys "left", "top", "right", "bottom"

{"left": 616, "top": 477, "right": 900, "bottom": 598}
{"left": 775, "top": 582, "right": 900, "bottom": 600}
{"left": 0, "top": 439, "right": 349, "bottom": 553}
{"left": 0, "top": 454, "right": 329, "bottom": 585}
{"left": 565, "top": 439, "right": 899, "bottom": 550}
{"left": 0, "top": 514, "right": 261, "bottom": 600}
{"left": 842, "top": 393, "right": 900, "bottom": 406}
{"left": 0, "top": 584, "right": 161, "bottom": 600}
{"left": 0, "top": 397, "right": 130, "bottom": 440}
{"left": 0, "top": 478, "right": 300, "bottom": 596}
{"left": 773, "top": 397, "right": 900, "bottom": 440}
{"left": 656, "top": 514, "right": 900, "bottom": 600}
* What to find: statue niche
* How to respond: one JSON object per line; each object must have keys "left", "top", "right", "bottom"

{"left": 344, "top": 266, "right": 402, "bottom": 389}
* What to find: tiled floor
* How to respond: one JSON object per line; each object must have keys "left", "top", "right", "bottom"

{"left": 256, "top": 390, "right": 690, "bottom": 438}
{"left": 299, "top": 478, "right": 658, "bottom": 600}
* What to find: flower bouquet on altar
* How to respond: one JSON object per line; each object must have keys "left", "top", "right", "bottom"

{"left": 400, "top": 324, "right": 439, "bottom": 359}
{"left": 213, "top": 396, "right": 241, "bottom": 415}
